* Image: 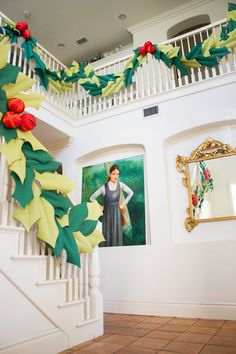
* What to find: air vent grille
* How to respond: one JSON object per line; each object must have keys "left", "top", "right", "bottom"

{"left": 143, "top": 105, "right": 159, "bottom": 117}
{"left": 76, "top": 37, "right": 88, "bottom": 45}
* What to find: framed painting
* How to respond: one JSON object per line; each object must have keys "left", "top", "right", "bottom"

{"left": 81, "top": 154, "right": 146, "bottom": 247}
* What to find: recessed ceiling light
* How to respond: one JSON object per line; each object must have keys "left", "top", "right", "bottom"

{"left": 57, "top": 43, "right": 65, "bottom": 48}
{"left": 118, "top": 14, "right": 127, "bottom": 20}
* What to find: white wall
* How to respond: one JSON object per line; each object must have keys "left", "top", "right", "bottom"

{"left": 0, "top": 273, "right": 56, "bottom": 350}
{"left": 53, "top": 73, "right": 236, "bottom": 320}
{"left": 128, "top": 0, "right": 229, "bottom": 47}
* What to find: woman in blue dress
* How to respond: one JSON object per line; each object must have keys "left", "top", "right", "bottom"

{"left": 90, "top": 164, "right": 133, "bottom": 247}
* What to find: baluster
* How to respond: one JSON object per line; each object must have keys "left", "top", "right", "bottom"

{"left": 60, "top": 249, "right": 67, "bottom": 279}
{"left": 12, "top": 45, "right": 18, "bottom": 66}
{"left": 78, "top": 255, "right": 84, "bottom": 301}
{"left": 84, "top": 253, "right": 90, "bottom": 320}
{"left": 66, "top": 263, "right": 73, "bottom": 302}
{"left": 0, "top": 149, "right": 10, "bottom": 226}
{"left": 72, "top": 265, "right": 79, "bottom": 301}
{"left": 47, "top": 248, "right": 54, "bottom": 280}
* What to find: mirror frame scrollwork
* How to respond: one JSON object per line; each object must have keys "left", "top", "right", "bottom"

{"left": 176, "top": 138, "right": 236, "bottom": 232}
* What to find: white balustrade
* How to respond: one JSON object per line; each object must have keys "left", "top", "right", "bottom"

{"left": 1, "top": 11, "right": 234, "bottom": 122}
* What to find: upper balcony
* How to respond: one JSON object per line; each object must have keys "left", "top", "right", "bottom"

{"left": 1, "top": 11, "right": 236, "bottom": 128}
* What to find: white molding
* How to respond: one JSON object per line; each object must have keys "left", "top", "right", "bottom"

{"left": 128, "top": 0, "right": 213, "bottom": 34}
{"left": 0, "top": 328, "right": 69, "bottom": 354}
{"left": 104, "top": 300, "right": 236, "bottom": 320}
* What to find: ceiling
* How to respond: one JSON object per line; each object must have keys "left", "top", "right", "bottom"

{"left": 0, "top": 0, "right": 192, "bottom": 66}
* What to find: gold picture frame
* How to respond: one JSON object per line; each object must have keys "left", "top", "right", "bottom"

{"left": 176, "top": 137, "right": 236, "bottom": 232}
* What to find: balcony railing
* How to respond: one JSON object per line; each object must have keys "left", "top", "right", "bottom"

{"left": 1, "top": 13, "right": 235, "bottom": 122}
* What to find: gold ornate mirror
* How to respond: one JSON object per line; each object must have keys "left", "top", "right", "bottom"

{"left": 176, "top": 138, "right": 236, "bottom": 232}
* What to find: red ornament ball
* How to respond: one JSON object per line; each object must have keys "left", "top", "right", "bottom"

{"left": 139, "top": 46, "right": 147, "bottom": 55}
{"left": 144, "top": 41, "right": 152, "bottom": 48}
{"left": 15, "top": 22, "right": 28, "bottom": 32}
{"left": 20, "top": 113, "right": 36, "bottom": 131}
{"left": 2, "top": 111, "right": 22, "bottom": 129}
{"left": 21, "top": 29, "right": 31, "bottom": 40}
{"left": 147, "top": 45, "right": 156, "bottom": 54}
{"left": 7, "top": 98, "right": 25, "bottom": 114}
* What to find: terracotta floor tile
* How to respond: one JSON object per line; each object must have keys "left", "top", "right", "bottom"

{"left": 100, "top": 334, "right": 138, "bottom": 345}
{"left": 143, "top": 316, "right": 173, "bottom": 324}
{"left": 72, "top": 340, "right": 96, "bottom": 350}
{"left": 104, "top": 326, "right": 123, "bottom": 334}
{"left": 194, "top": 319, "right": 224, "bottom": 328}
{"left": 94, "top": 334, "right": 111, "bottom": 342}
{"left": 104, "top": 320, "right": 137, "bottom": 328}
{"left": 158, "top": 324, "right": 189, "bottom": 332}
{"left": 118, "top": 314, "right": 152, "bottom": 322}
{"left": 146, "top": 329, "right": 181, "bottom": 340}
{"left": 187, "top": 327, "right": 218, "bottom": 335}
{"left": 216, "top": 328, "right": 236, "bottom": 337}
{"left": 125, "top": 337, "right": 170, "bottom": 350}
{"left": 164, "top": 341, "right": 203, "bottom": 354}
{"left": 200, "top": 345, "right": 236, "bottom": 353}
{"left": 116, "top": 346, "right": 156, "bottom": 353}
{"left": 133, "top": 322, "right": 163, "bottom": 330}
{"left": 159, "top": 352, "right": 184, "bottom": 354}
{"left": 168, "top": 318, "right": 198, "bottom": 326}
{"left": 175, "top": 332, "right": 212, "bottom": 344}
{"left": 222, "top": 321, "right": 236, "bottom": 329}
{"left": 208, "top": 335, "right": 236, "bottom": 347}
{"left": 79, "top": 341, "right": 123, "bottom": 354}
{"left": 117, "top": 327, "right": 152, "bottom": 337}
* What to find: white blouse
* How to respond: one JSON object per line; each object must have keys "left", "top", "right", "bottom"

{"left": 90, "top": 181, "right": 133, "bottom": 205}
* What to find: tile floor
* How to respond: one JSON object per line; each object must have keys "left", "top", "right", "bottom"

{"left": 60, "top": 313, "right": 236, "bottom": 354}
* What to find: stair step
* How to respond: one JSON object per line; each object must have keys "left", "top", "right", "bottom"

{"left": 76, "top": 318, "right": 100, "bottom": 327}
{"left": 58, "top": 299, "right": 85, "bottom": 308}
{"left": 35, "top": 279, "right": 68, "bottom": 286}
{"left": 11, "top": 255, "right": 47, "bottom": 261}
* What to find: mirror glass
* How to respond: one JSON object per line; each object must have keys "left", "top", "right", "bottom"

{"left": 188, "top": 155, "right": 236, "bottom": 220}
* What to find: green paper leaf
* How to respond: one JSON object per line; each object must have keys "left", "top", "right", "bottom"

{"left": 79, "top": 219, "right": 98, "bottom": 236}
{"left": 0, "top": 121, "right": 17, "bottom": 142}
{"left": 41, "top": 190, "right": 73, "bottom": 217}
{"left": 185, "top": 43, "right": 202, "bottom": 60}
{"left": 0, "top": 63, "right": 20, "bottom": 89}
{"left": 0, "top": 89, "right": 7, "bottom": 114}
{"left": 11, "top": 167, "right": 35, "bottom": 207}
{"left": 26, "top": 159, "right": 61, "bottom": 173}
{"left": 22, "top": 142, "right": 53, "bottom": 163}
{"left": 54, "top": 220, "right": 80, "bottom": 267}
{"left": 69, "top": 203, "right": 88, "bottom": 232}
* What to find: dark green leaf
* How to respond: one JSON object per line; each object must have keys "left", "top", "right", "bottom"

{"left": 69, "top": 203, "right": 88, "bottom": 232}
{"left": 11, "top": 167, "right": 35, "bottom": 207}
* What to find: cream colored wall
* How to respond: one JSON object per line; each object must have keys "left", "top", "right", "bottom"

{"left": 128, "top": 0, "right": 229, "bottom": 46}
{"left": 54, "top": 75, "right": 236, "bottom": 319}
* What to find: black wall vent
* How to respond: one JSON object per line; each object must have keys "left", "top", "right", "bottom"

{"left": 76, "top": 37, "right": 88, "bottom": 45}
{"left": 143, "top": 105, "right": 159, "bottom": 117}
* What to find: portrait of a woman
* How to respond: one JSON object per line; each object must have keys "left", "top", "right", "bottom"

{"left": 90, "top": 164, "right": 133, "bottom": 247}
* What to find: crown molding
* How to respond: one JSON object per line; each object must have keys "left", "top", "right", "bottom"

{"left": 127, "top": 0, "right": 213, "bottom": 34}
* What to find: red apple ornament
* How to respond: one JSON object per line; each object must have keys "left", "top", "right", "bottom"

{"left": 2, "top": 111, "right": 22, "bottom": 129}
{"left": 20, "top": 113, "right": 36, "bottom": 131}
{"left": 7, "top": 98, "right": 25, "bottom": 114}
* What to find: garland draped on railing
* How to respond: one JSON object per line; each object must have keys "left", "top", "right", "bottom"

{"left": 0, "top": 44, "right": 104, "bottom": 267}
{"left": 0, "top": 3, "right": 236, "bottom": 97}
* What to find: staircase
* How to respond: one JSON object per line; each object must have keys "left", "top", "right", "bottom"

{"left": 0, "top": 142, "right": 103, "bottom": 353}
